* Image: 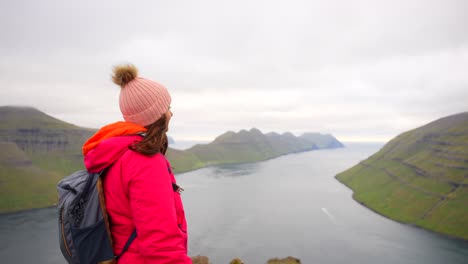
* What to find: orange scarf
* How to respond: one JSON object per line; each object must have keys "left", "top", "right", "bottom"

{"left": 82, "top": 121, "right": 147, "bottom": 156}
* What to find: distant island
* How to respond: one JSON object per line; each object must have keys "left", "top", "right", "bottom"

{"left": 167, "top": 127, "right": 343, "bottom": 173}
{"left": 336, "top": 112, "right": 468, "bottom": 240}
{"left": 0, "top": 106, "right": 343, "bottom": 213}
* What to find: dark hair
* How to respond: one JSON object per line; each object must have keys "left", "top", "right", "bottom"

{"left": 130, "top": 115, "right": 168, "bottom": 155}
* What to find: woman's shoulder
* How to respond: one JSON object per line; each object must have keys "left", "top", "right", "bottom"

{"left": 119, "top": 151, "right": 172, "bottom": 185}
{"left": 123, "top": 149, "right": 169, "bottom": 167}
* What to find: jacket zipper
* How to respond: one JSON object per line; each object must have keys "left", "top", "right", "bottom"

{"left": 60, "top": 208, "right": 72, "bottom": 257}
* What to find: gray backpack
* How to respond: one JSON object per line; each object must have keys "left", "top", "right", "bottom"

{"left": 57, "top": 170, "right": 136, "bottom": 264}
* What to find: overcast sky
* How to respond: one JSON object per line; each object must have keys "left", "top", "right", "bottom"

{"left": 1, "top": 0, "right": 467, "bottom": 143}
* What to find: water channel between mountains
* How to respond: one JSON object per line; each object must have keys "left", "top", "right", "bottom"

{"left": 1, "top": 143, "right": 467, "bottom": 264}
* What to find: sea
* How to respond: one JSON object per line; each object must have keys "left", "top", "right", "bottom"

{"left": 1, "top": 143, "right": 467, "bottom": 264}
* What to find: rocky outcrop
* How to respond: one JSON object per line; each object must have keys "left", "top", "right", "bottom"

{"left": 191, "top": 256, "right": 301, "bottom": 264}
{"left": 3, "top": 128, "right": 93, "bottom": 153}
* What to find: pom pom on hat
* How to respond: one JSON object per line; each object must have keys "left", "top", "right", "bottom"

{"left": 111, "top": 64, "right": 172, "bottom": 127}
{"left": 112, "top": 64, "right": 138, "bottom": 88}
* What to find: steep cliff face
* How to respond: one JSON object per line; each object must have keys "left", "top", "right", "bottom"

{"left": 336, "top": 112, "right": 468, "bottom": 240}
{"left": 0, "top": 106, "right": 94, "bottom": 155}
{"left": 5, "top": 128, "right": 91, "bottom": 153}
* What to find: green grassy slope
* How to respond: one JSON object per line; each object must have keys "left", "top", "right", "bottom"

{"left": 0, "top": 106, "right": 95, "bottom": 212}
{"left": 336, "top": 112, "right": 468, "bottom": 240}
{"left": 166, "top": 148, "right": 205, "bottom": 173}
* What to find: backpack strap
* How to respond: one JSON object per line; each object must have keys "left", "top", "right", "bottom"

{"left": 98, "top": 168, "right": 137, "bottom": 261}
{"left": 114, "top": 229, "right": 137, "bottom": 260}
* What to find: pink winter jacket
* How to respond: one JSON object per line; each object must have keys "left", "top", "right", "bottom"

{"left": 84, "top": 134, "right": 191, "bottom": 264}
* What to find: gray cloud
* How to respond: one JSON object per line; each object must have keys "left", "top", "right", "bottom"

{"left": 1, "top": 0, "right": 467, "bottom": 142}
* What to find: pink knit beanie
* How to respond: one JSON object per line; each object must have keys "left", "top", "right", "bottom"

{"left": 112, "top": 64, "right": 171, "bottom": 127}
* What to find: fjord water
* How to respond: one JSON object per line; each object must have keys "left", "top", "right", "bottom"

{"left": 1, "top": 143, "right": 467, "bottom": 264}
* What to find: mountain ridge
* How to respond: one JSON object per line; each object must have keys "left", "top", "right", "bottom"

{"left": 180, "top": 127, "right": 344, "bottom": 169}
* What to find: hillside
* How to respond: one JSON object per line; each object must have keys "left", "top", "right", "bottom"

{"left": 0, "top": 106, "right": 95, "bottom": 212}
{"left": 336, "top": 112, "right": 468, "bottom": 240}
{"left": 0, "top": 106, "right": 343, "bottom": 212}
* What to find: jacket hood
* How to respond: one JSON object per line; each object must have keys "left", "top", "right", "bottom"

{"left": 82, "top": 121, "right": 146, "bottom": 156}
{"left": 84, "top": 135, "right": 143, "bottom": 173}
{"left": 83, "top": 121, "right": 146, "bottom": 173}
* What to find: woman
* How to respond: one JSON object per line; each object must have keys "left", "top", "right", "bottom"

{"left": 82, "top": 64, "right": 191, "bottom": 264}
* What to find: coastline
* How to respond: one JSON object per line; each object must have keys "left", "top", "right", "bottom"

{"left": 173, "top": 145, "right": 344, "bottom": 175}
{"left": 0, "top": 204, "right": 57, "bottom": 216}
{"left": 334, "top": 174, "right": 468, "bottom": 243}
